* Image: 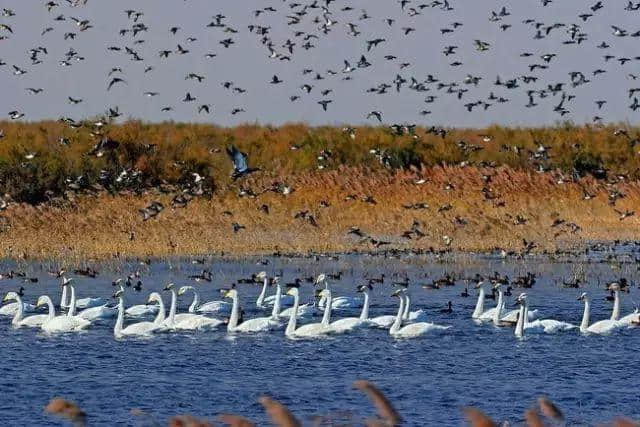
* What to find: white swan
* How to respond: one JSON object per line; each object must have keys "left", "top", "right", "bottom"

{"left": 285, "top": 287, "right": 333, "bottom": 338}
{"left": 113, "top": 290, "right": 167, "bottom": 338}
{"left": 316, "top": 274, "right": 363, "bottom": 310}
{"left": 60, "top": 277, "right": 107, "bottom": 310}
{"left": 402, "top": 291, "right": 428, "bottom": 322}
{"left": 224, "top": 288, "right": 280, "bottom": 333}
{"left": 122, "top": 284, "right": 159, "bottom": 318}
{"left": 66, "top": 284, "right": 117, "bottom": 322}
{"left": 578, "top": 292, "right": 625, "bottom": 335}
{"left": 389, "top": 290, "right": 449, "bottom": 338}
{"left": 180, "top": 285, "right": 231, "bottom": 315}
{"left": 163, "top": 286, "right": 225, "bottom": 331}
{"left": 263, "top": 277, "right": 294, "bottom": 308}
{"left": 513, "top": 293, "right": 575, "bottom": 336}
{"left": 329, "top": 285, "right": 374, "bottom": 333}
{"left": 36, "top": 295, "right": 90, "bottom": 333}
{"left": 2, "top": 292, "right": 47, "bottom": 328}
{"left": 0, "top": 289, "right": 35, "bottom": 316}
{"left": 255, "top": 272, "right": 270, "bottom": 308}
{"left": 472, "top": 281, "right": 500, "bottom": 320}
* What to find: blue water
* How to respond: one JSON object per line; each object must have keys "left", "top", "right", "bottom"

{"left": 1, "top": 252, "right": 639, "bottom": 426}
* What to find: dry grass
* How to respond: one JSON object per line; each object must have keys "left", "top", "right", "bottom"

{"left": 1, "top": 164, "right": 639, "bottom": 260}
{"left": 1, "top": 121, "right": 640, "bottom": 260}
{"left": 43, "top": 381, "right": 639, "bottom": 426}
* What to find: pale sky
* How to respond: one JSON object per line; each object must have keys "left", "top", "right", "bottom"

{"left": 1, "top": 0, "right": 639, "bottom": 127}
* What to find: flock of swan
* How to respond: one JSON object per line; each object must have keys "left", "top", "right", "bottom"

{"left": 1, "top": 273, "right": 638, "bottom": 340}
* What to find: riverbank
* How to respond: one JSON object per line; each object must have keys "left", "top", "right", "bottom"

{"left": 1, "top": 165, "right": 638, "bottom": 260}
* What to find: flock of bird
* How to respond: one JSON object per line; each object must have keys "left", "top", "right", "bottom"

{"left": 1, "top": 268, "right": 638, "bottom": 340}
{"left": 0, "top": 0, "right": 639, "bottom": 125}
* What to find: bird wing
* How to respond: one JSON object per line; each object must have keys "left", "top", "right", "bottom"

{"left": 226, "top": 145, "right": 248, "bottom": 173}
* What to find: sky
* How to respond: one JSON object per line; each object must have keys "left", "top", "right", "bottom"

{"left": 0, "top": 0, "right": 639, "bottom": 127}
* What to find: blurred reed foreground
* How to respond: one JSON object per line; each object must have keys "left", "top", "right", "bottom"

{"left": 44, "top": 380, "right": 637, "bottom": 426}
{"left": 1, "top": 120, "right": 640, "bottom": 259}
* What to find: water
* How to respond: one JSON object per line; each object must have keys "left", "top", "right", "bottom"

{"left": 1, "top": 251, "right": 640, "bottom": 426}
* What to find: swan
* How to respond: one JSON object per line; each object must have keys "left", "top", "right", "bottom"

{"left": 263, "top": 278, "right": 294, "bottom": 308}
{"left": 122, "top": 284, "right": 159, "bottom": 318}
{"left": 66, "top": 284, "right": 117, "bottom": 322}
{"left": 180, "top": 285, "right": 231, "bottom": 315}
{"left": 315, "top": 274, "right": 363, "bottom": 310}
{"left": 255, "top": 272, "right": 270, "bottom": 309}
{"left": 36, "top": 295, "right": 91, "bottom": 333}
{"left": 472, "top": 280, "right": 499, "bottom": 320}
{"left": 329, "top": 285, "right": 375, "bottom": 333}
{"left": 113, "top": 290, "right": 167, "bottom": 338}
{"left": 224, "top": 288, "right": 280, "bottom": 333}
{"left": 60, "top": 277, "right": 107, "bottom": 310}
{"left": 605, "top": 283, "right": 637, "bottom": 326}
{"left": 513, "top": 293, "right": 575, "bottom": 335}
{"left": 285, "top": 287, "right": 335, "bottom": 338}
{"left": 0, "top": 288, "right": 35, "bottom": 316}
{"left": 2, "top": 292, "right": 47, "bottom": 328}
{"left": 389, "top": 290, "right": 449, "bottom": 338}
{"left": 578, "top": 292, "right": 625, "bottom": 335}
{"left": 402, "top": 290, "right": 428, "bottom": 322}
{"left": 162, "top": 286, "right": 225, "bottom": 331}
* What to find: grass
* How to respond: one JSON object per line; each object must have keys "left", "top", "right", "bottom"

{"left": 1, "top": 121, "right": 639, "bottom": 260}
{"left": 43, "top": 380, "right": 637, "bottom": 426}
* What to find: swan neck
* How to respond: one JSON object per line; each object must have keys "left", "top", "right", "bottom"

{"left": 611, "top": 291, "right": 620, "bottom": 320}
{"left": 390, "top": 295, "right": 405, "bottom": 333}
{"left": 403, "top": 293, "right": 411, "bottom": 320}
{"left": 46, "top": 296, "right": 55, "bottom": 320}
{"left": 228, "top": 293, "right": 240, "bottom": 330}
{"left": 167, "top": 289, "right": 177, "bottom": 325}
{"left": 472, "top": 287, "right": 485, "bottom": 318}
{"left": 189, "top": 289, "right": 199, "bottom": 313}
{"left": 271, "top": 283, "right": 282, "bottom": 320}
{"left": 114, "top": 296, "right": 124, "bottom": 336}
{"left": 67, "top": 285, "right": 76, "bottom": 316}
{"left": 12, "top": 294, "right": 24, "bottom": 325}
{"left": 286, "top": 292, "right": 299, "bottom": 335}
{"left": 360, "top": 290, "right": 370, "bottom": 320}
{"left": 321, "top": 290, "right": 332, "bottom": 326}
{"left": 61, "top": 284, "right": 68, "bottom": 308}
{"left": 153, "top": 295, "right": 166, "bottom": 324}
{"left": 493, "top": 290, "right": 504, "bottom": 325}
{"left": 580, "top": 298, "right": 590, "bottom": 332}
{"left": 515, "top": 302, "right": 525, "bottom": 338}
{"left": 256, "top": 278, "right": 268, "bottom": 307}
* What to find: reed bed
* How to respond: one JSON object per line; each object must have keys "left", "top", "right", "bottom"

{"left": 1, "top": 122, "right": 639, "bottom": 260}
{"left": 43, "top": 380, "right": 637, "bottom": 426}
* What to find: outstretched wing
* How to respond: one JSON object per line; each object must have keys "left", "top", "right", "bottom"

{"left": 226, "top": 145, "right": 248, "bottom": 173}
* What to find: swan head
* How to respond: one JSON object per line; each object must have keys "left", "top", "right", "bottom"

{"left": 315, "top": 274, "right": 326, "bottom": 285}
{"left": 177, "top": 286, "right": 193, "bottom": 296}
{"left": 515, "top": 293, "right": 527, "bottom": 305}
{"left": 112, "top": 289, "right": 123, "bottom": 299}
{"left": 35, "top": 296, "right": 50, "bottom": 308}
{"left": 286, "top": 286, "right": 299, "bottom": 296}
{"left": 3, "top": 291, "right": 18, "bottom": 303}
{"left": 146, "top": 292, "right": 162, "bottom": 305}
{"left": 391, "top": 289, "right": 404, "bottom": 298}
{"left": 62, "top": 277, "right": 73, "bottom": 286}
{"left": 163, "top": 283, "right": 175, "bottom": 291}
{"left": 222, "top": 288, "right": 238, "bottom": 299}
{"left": 256, "top": 271, "right": 267, "bottom": 281}
{"left": 357, "top": 284, "right": 372, "bottom": 293}
{"left": 607, "top": 282, "right": 621, "bottom": 292}
{"left": 112, "top": 278, "right": 123, "bottom": 286}
{"left": 577, "top": 292, "right": 588, "bottom": 302}
{"left": 314, "top": 288, "right": 330, "bottom": 299}
{"left": 474, "top": 280, "right": 486, "bottom": 289}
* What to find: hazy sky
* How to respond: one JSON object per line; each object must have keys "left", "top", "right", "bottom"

{"left": 1, "top": 0, "right": 639, "bottom": 127}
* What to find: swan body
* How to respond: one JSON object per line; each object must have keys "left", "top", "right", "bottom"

{"left": 402, "top": 292, "right": 428, "bottom": 322}
{"left": 181, "top": 285, "right": 231, "bottom": 315}
{"left": 578, "top": 292, "right": 625, "bottom": 335}
{"left": 319, "top": 294, "right": 363, "bottom": 310}
{"left": 279, "top": 302, "right": 315, "bottom": 318}
{"left": 619, "top": 309, "right": 639, "bottom": 326}
{"left": 390, "top": 292, "right": 449, "bottom": 338}
{"left": 126, "top": 304, "right": 159, "bottom": 317}
{"left": 163, "top": 286, "right": 224, "bottom": 330}
{"left": 473, "top": 283, "right": 538, "bottom": 322}
{"left": 0, "top": 301, "right": 36, "bottom": 316}
{"left": 330, "top": 285, "right": 374, "bottom": 333}
{"left": 66, "top": 284, "right": 117, "bottom": 322}
{"left": 225, "top": 288, "right": 280, "bottom": 333}
{"left": 3, "top": 292, "right": 47, "bottom": 328}
{"left": 36, "top": 296, "right": 90, "bottom": 333}
{"left": 513, "top": 294, "right": 574, "bottom": 337}
{"left": 113, "top": 291, "right": 167, "bottom": 338}
{"left": 285, "top": 287, "right": 333, "bottom": 338}
{"left": 60, "top": 280, "right": 107, "bottom": 310}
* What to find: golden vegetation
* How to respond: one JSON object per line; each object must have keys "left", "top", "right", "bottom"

{"left": 44, "top": 380, "right": 639, "bottom": 426}
{"left": 1, "top": 121, "right": 639, "bottom": 259}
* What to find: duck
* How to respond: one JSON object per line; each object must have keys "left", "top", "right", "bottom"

{"left": 440, "top": 301, "right": 453, "bottom": 314}
{"left": 2, "top": 291, "right": 47, "bottom": 328}
{"left": 36, "top": 295, "right": 91, "bottom": 333}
